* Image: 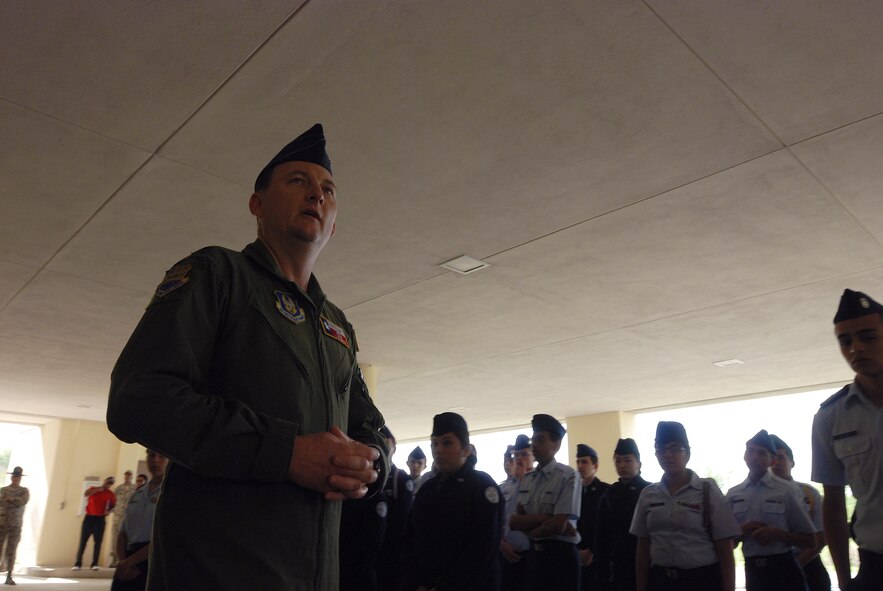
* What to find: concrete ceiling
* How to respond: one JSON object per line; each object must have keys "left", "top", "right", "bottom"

{"left": 1, "top": 1, "right": 881, "bottom": 440}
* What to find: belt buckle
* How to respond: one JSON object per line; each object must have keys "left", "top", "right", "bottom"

{"left": 756, "top": 557, "right": 768, "bottom": 568}
{"left": 533, "top": 543, "right": 544, "bottom": 552}
{"left": 664, "top": 568, "right": 678, "bottom": 579}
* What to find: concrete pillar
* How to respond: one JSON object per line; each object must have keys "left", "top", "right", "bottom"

{"left": 565, "top": 411, "right": 636, "bottom": 483}
{"left": 360, "top": 364, "right": 378, "bottom": 398}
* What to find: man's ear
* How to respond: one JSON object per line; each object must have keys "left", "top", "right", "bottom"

{"left": 249, "top": 192, "right": 262, "bottom": 217}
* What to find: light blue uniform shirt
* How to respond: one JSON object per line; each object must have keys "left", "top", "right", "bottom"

{"left": 517, "top": 458, "right": 581, "bottom": 544}
{"left": 726, "top": 471, "right": 815, "bottom": 557}
{"left": 500, "top": 477, "right": 530, "bottom": 551}
{"left": 630, "top": 470, "right": 740, "bottom": 569}
{"left": 812, "top": 381, "right": 883, "bottom": 553}
{"left": 121, "top": 483, "right": 161, "bottom": 545}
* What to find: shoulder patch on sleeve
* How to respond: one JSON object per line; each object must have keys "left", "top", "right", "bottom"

{"left": 154, "top": 263, "right": 192, "bottom": 298}
{"left": 484, "top": 486, "right": 500, "bottom": 504}
{"left": 405, "top": 478, "right": 415, "bottom": 492}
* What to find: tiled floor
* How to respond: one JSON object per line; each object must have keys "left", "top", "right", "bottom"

{"left": 1, "top": 576, "right": 110, "bottom": 590}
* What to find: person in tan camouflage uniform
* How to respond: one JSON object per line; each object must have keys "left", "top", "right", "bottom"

{"left": 0, "top": 467, "right": 29, "bottom": 586}
{"left": 110, "top": 471, "right": 137, "bottom": 567}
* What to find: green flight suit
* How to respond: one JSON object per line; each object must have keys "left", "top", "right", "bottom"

{"left": 108, "top": 239, "right": 388, "bottom": 591}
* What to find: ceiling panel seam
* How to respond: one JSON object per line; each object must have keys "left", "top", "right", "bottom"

{"left": 640, "top": 0, "right": 786, "bottom": 147}
{"left": 148, "top": 1, "right": 313, "bottom": 157}
{"left": 785, "top": 134, "right": 883, "bottom": 252}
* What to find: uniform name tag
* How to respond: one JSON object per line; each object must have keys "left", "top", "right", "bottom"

{"left": 321, "top": 316, "right": 350, "bottom": 349}
{"left": 833, "top": 430, "right": 858, "bottom": 440}
{"left": 275, "top": 291, "right": 305, "bottom": 324}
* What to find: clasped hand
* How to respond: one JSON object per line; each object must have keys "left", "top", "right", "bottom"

{"left": 289, "top": 426, "right": 380, "bottom": 501}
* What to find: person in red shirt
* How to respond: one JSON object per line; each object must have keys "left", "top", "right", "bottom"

{"left": 73, "top": 476, "right": 117, "bottom": 570}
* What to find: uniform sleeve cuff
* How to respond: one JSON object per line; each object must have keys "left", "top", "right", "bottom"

{"left": 252, "top": 418, "right": 299, "bottom": 482}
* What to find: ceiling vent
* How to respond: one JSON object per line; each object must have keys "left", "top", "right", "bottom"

{"left": 439, "top": 255, "right": 490, "bottom": 275}
{"left": 713, "top": 359, "right": 744, "bottom": 368}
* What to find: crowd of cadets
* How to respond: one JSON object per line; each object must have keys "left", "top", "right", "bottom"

{"left": 340, "top": 287, "right": 883, "bottom": 591}
{"left": 341, "top": 417, "right": 842, "bottom": 591}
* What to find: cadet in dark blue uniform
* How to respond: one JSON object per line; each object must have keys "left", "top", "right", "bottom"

{"left": 594, "top": 438, "right": 650, "bottom": 591}
{"left": 402, "top": 412, "right": 503, "bottom": 591}
{"left": 339, "top": 482, "right": 386, "bottom": 591}
{"left": 576, "top": 444, "right": 610, "bottom": 591}
{"left": 376, "top": 426, "right": 414, "bottom": 591}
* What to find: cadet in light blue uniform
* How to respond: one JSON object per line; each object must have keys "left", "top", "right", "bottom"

{"left": 630, "top": 421, "right": 740, "bottom": 591}
{"left": 812, "top": 288, "right": 883, "bottom": 591}
{"left": 770, "top": 434, "right": 830, "bottom": 591}
{"left": 726, "top": 430, "right": 815, "bottom": 591}
{"left": 112, "top": 450, "right": 168, "bottom": 591}
{"left": 500, "top": 434, "right": 533, "bottom": 591}
{"left": 510, "top": 414, "right": 581, "bottom": 591}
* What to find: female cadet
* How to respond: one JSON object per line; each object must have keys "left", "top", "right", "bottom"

{"left": 629, "top": 421, "right": 741, "bottom": 591}
{"left": 402, "top": 412, "right": 504, "bottom": 591}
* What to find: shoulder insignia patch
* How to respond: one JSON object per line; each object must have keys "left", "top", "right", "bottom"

{"left": 154, "top": 264, "right": 192, "bottom": 298}
{"left": 321, "top": 316, "right": 350, "bottom": 349}
{"left": 275, "top": 291, "right": 305, "bottom": 324}
{"left": 484, "top": 486, "right": 500, "bottom": 504}
{"left": 375, "top": 501, "right": 388, "bottom": 518}
{"left": 405, "top": 479, "right": 415, "bottom": 492}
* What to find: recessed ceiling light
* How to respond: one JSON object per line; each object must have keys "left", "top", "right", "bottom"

{"left": 439, "top": 255, "right": 490, "bottom": 275}
{"left": 713, "top": 359, "right": 744, "bottom": 368}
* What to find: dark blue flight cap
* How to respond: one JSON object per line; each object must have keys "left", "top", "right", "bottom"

{"left": 532, "top": 414, "right": 566, "bottom": 439}
{"left": 746, "top": 429, "right": 776, "bottom": 454}
{"left": 408, "top": 446, "right": 426, "bottom": 461}
{"left": 432, "top": 412, "right": 468, "bottom": 436}
{"left": 614, "top": 438, "right": 640, "bottom": 460}
{"left": 834, "top": 289, "right": 883, "bottom": 323}
{"left": 655, "top": 421, "right": 689, "bottom": 449}
{"left": 254, "top": 123, "right": 332, "bottom": 190}
{"left": 769, "top": 434, "right": 793, "bottom": 462}
{"left": 513, "top": 434, "right": 531, "bottom": 451}
{"left": 576, "top": 444, "right": 598, "bottom": 460}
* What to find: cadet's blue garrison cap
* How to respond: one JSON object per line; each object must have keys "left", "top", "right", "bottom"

{"left": 408, "top": 446, "right": 426, "bottom": 461}
{"left": 614, "top": 438, "right": 640, "bottom": 460}
{"left": 655, "top": 421, "right": 689, "bottom": 449}
{"left": 834, "top": 289, "right": 883, "bottom": 323}
{"left": 532, "top": 414, "right": 565, "bottom": 439}
{"left": 513, "top": 434, "right": 531, "bottom": 451}
{"left": 769, "top": 434, "right": 793, "bottom": 462}
{"left": 576, "top": 444, "right": 598, "bottom": 460}
{"left": 432, "top": 412, "right": 468, "bottom": 436}
{"left": 746, "top": 429, "right": 776, "bottom": 454}
{"left": 255, "top": 123, "right": 332, "bottom": 190}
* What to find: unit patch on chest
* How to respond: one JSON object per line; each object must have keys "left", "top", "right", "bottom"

{"left": 154, "top": 264, "right": 192, "bottom": 298}
{"left": 321, "top": 316, "right": 350, "bottom": 349}
{"left": 274, "top": 291, "right": 305, "bottom": 324}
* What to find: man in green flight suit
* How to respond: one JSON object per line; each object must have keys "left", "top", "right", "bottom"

{"left": 108, "top": 124, "right": 388, "bottom": 591}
